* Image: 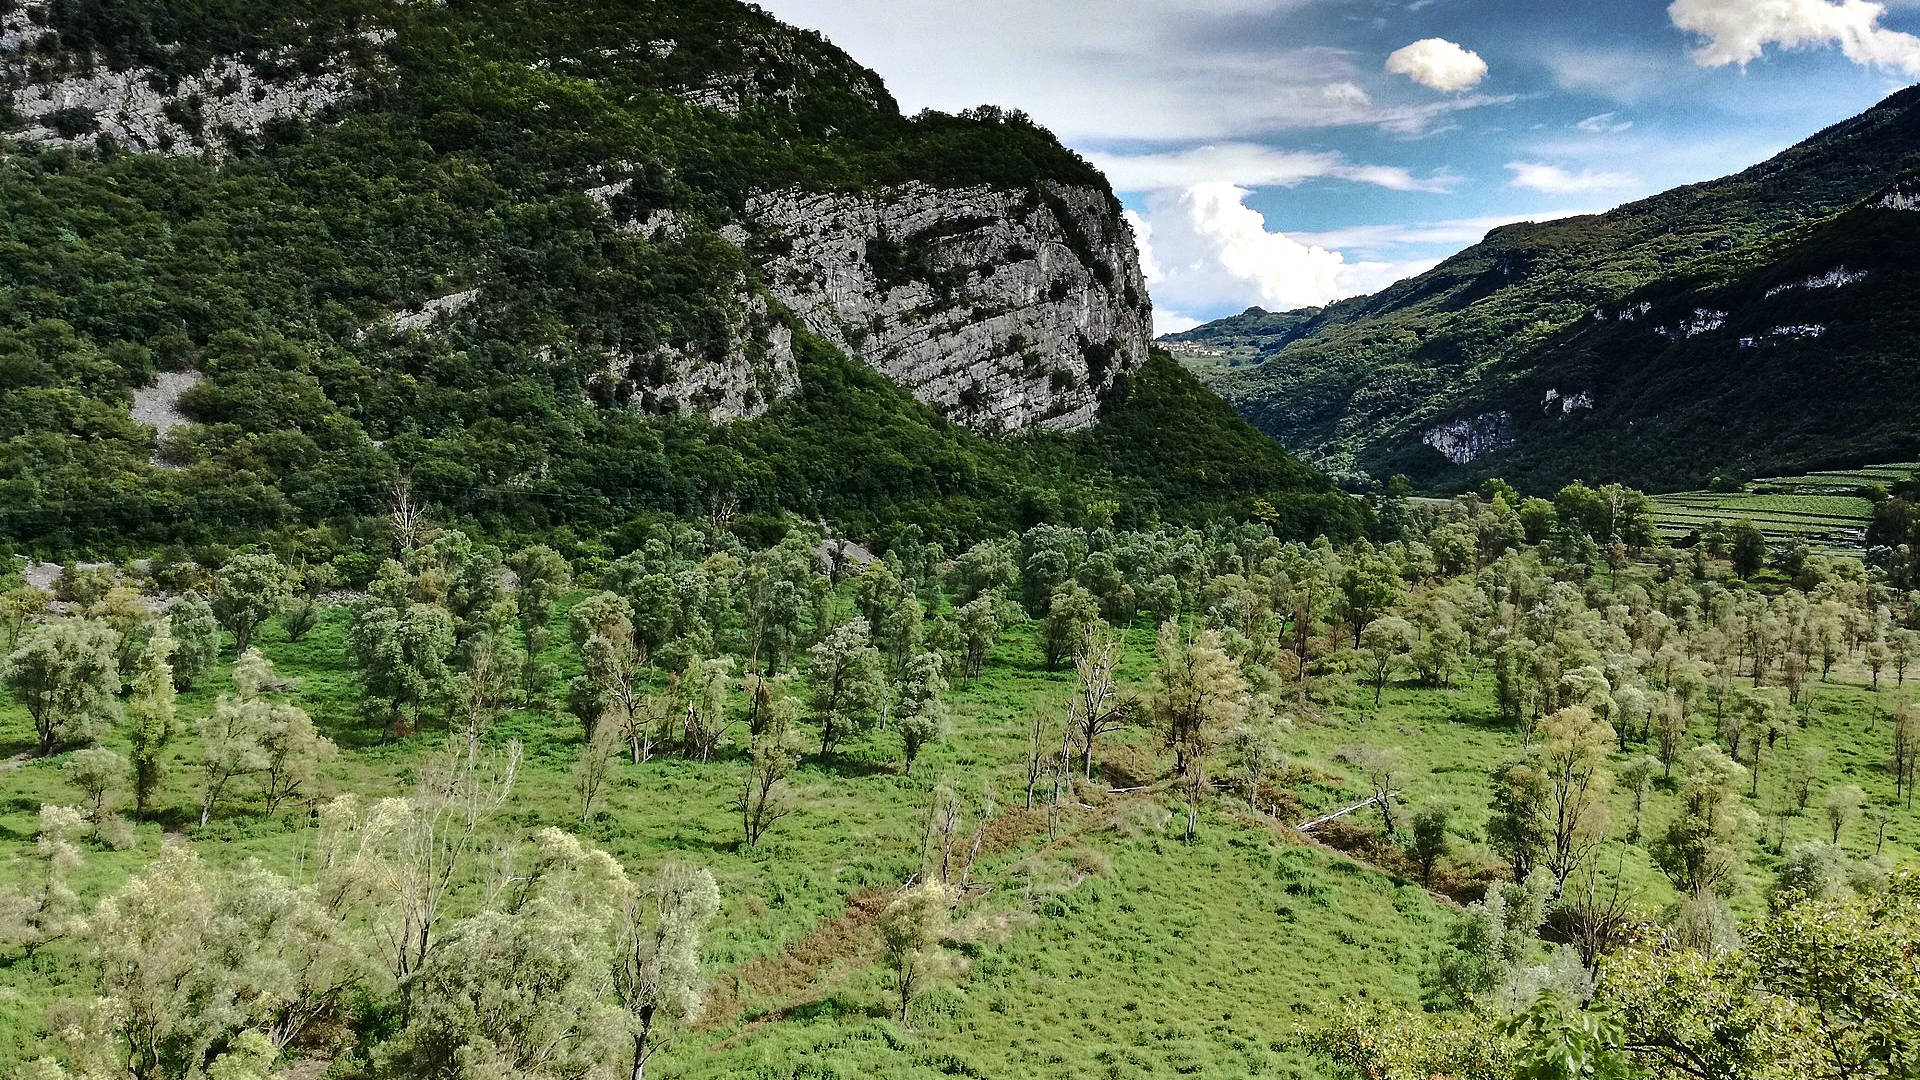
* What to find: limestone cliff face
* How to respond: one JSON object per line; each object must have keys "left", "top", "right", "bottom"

{"left": 0, "top": 3, "right": 380, "bottom": 154}
{"left": 738, "top": 181, "right": 1153, "bottom": 432}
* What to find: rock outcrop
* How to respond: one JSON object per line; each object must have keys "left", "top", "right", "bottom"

{"left": 1422, "top": 412, "right": 1514, "bottom": 465}
{"left": 594, "top": 280, "right": 798, "bottom": 422}
{"left": 0, "top": 3, "right": 378, "bottom": 154}
{"left": 737, "top": 181, "right": 1152, "bottom": 432}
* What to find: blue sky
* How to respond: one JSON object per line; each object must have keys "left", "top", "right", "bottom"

{"left": 757, "top": 0, "right": 1920, "bottom": 332}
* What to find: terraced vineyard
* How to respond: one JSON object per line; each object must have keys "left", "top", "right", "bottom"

{"left": 1649, "top": 464, "right": 1917, "bottom": 555}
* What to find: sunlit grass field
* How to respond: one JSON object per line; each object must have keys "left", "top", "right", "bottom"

{"left": 5, "top": 582, "right": 1920, "bottom": 1077}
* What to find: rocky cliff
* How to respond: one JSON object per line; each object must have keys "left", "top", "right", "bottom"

{"left": 737, "top": 182, "right": 1150, "bottom": 432}
{"left": 0, "top": 2, "right": 382, "bottom": 154}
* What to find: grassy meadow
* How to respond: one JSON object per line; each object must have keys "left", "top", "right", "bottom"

{"left": 6, "top": 558, "right": 1920, "bottom": 1078}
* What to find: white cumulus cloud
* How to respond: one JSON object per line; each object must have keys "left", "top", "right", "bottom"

{"left": 1386, "top": 38, "right": 1490, "bottom": 92}
{"left": 1129, "top": 185, "right": 1433, "bottom": 326}
{"left": 1505, "top": 162, "right": 1640, "bottom": 193}
{"left": 1669, "top": 0, "right": 1920, "bottom": 77}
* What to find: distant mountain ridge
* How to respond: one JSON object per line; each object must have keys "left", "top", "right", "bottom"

{"left": 1170, "top": 85, "right": 1920, "bottom": 493}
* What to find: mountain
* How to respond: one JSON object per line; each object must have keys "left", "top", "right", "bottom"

{"left": 0, "top": 0, "right": 1358, "bottom": 557}
{"left": 1171, "top": 86, "right": 1920, "bottom": 493}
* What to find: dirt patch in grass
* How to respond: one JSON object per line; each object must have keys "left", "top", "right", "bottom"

{"left": 700, "top": 885, "right": 894, "bottom": 1033}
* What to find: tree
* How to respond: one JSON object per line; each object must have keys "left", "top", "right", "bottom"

{"left": 317, "top": 737, "right": 522, "bottom": 982}
{"left": 1727, "top": 521, "right": 1768, "bottom": 578}
{"left": 1651, "top": 745, "right": 1754, "bottom": 899}
{"left": 284, "top": 596, "right": 320, "bottom": 645}
{"left": 197, "top": 650, "right": 276, "bottom": 827}
{"left": 1226, "top": 711, "right": 1290, "bottom": 812}
{"left": 1433, "top": 872, "right": 1558, "bottom": 1008}
{"left": 5, "top": 617, "right": 121, "bottom": 755}
{"left": 1895, "top": 704, "right": 1920, "bottom": 808}
{"left": 348, "top": 584, "right": 456, "bottom": 739}
{"left": 510, "top": 544, "right": 572, "bottom": 703}
{"left": 952, "top": 594, "right": 1007, "bottom": 683}
{"left": 1148, "top": 621, "right": 1250, "bottom": 782}
{"left": 423, "top": 530, "right": 507, "bottom": 646}
{"left": 1619, "top": 755, "right": 1659, "bottom": 843}
{"left": 1040, "top": 584, "right": 1100, "bottom": 670}
{"left": 260, "top": 688, "right": 334, "bottom": 815}
{"left": 0, "top": 806, "right": 86, "bottom": 961}
{"left": 164, "top": 594, "right": 220, "bottom": 691}
{"left": 65, "top": 746, "right": 127, "bottom": 842}
{"left": 52, "top": 845, "right": 371, "bottom": 1080}
{"left": 126, "top": 626, "right": 177, "bottom": 822}
{"left": 1489, "top": 761, "right": 1551, "bottom": 882}
{"left": 380, "top": 833, "right": 624, "bottom": 1080}
{"left": 1340, "top": 548, "right": 1405, "bottom": 647}
{"left": 575, "top": 722, "right": 621, "bottom": 823}
{"left": 451, "top": 608, "right": 522, "bottom": 755}
{"left": 1347, "top": 745, "right": 1407, "bottom": 835}
{"left": 1359, "top": 615, "right": 1413, "bottom": 706}
{"left": 1823, "top": 784, "right": 1866, "bottom": 844}
{"left": 0, "top": 584, "right": 48, "bottom": 651}
{"left": 740, "top": 692, "right": 800, "bottom": 847}
{"left": 1068, "top": 625, "right": 1126, "bottom": 780}
{"left": 878, "top": 881, "right": 954, "bottom": 1024}
{"left": 1410, "top": 806, "right": 1451, "bottom": 885}
{"left": 614, "top": 862, "right": 721, "bottom": 1080}
{"left": 1537, "top": 706, "right": 1616, "bottom": 892}
{"left": 568, "top": 592, "right": 654, "bottom": 761}
{"left": 212, "top": 553, "right": 290, "bottom": 653}
{"left": 1653, "top": 695, "right": 1686, "bottom": 778}
{"left": 681, "top": 657, "right": 734, "bottom": 761}
{"left": 89, "top": 585, "right": 151, "bottom": 676}
{"left": 895, "top": 650, "right": 948, "bottom": 775}
{"left": 1787, "top": 747, "right": 1825, "bottom": 816}
{"left": 807, "top": 617, "right": 885, "bottom": 756}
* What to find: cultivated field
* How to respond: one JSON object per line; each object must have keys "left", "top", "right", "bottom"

{"left": 1650, "top": 463, "right": 1916, "bottom": 556}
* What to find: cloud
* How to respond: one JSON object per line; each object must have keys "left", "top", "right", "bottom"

{"left": 1153, "top": 311, "right": 1205, "bottom": 336}
{"left": 1386, "top": 38, "right": 1490, "bottom": 92}
{"left": 1128, "top": 185, "right": 1431, "bottom": 320}
{"left": 1669, "top": 0, "right": 1920, "bottom": 77}
{"left": 1575, "top": 111, "right": 1635, "bottom": 133}
{"left": 1543, "top": 45, "right": 1687, "bottom": 103}
{"left": 754, "top": 1, "right": 1509, "bottom": 141}
{"left": 1089, "top": 143, "right": 1456, "bottom": 194}
{"left": 1505, "top": 161, "right": 1639, "bottom": 193}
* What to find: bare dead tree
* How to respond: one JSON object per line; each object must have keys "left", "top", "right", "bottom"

{"left": 388, "top": 476, "right": 434, "bottom": 560}
{"left": 1071, "top": 626, "right": 1127, "bottom": 781}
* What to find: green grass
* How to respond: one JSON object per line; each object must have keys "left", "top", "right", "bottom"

{"left": 0, "top": 602, "right": 1453, "bottom": 1078}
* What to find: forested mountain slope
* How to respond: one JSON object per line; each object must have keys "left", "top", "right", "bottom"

{"left": 0, "top": 0, "right": 1355, "bottom": 558}
{"left": 1175, "top": 86, "right": 1920, "bottom": 493}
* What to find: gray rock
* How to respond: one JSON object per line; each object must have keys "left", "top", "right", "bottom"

{"left": 741, "top": 181, "right": 1152, "bottom": 432}
{"left": 597, "top": 283, "right": 799, "bottom": 423}
{"left": 0, "top": 3, "right": 376, "bottom": 155}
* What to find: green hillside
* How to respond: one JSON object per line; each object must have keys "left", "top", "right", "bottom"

{"left": 1175, "top": 86, "right": 1920, "bottom": 493}
{"left": 0, "top": 0, "right": 1350, "bottom": 562}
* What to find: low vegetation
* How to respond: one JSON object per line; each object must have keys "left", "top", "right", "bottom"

{"left": 5, "top": 476, "right": 1920, "bottom": 1077}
